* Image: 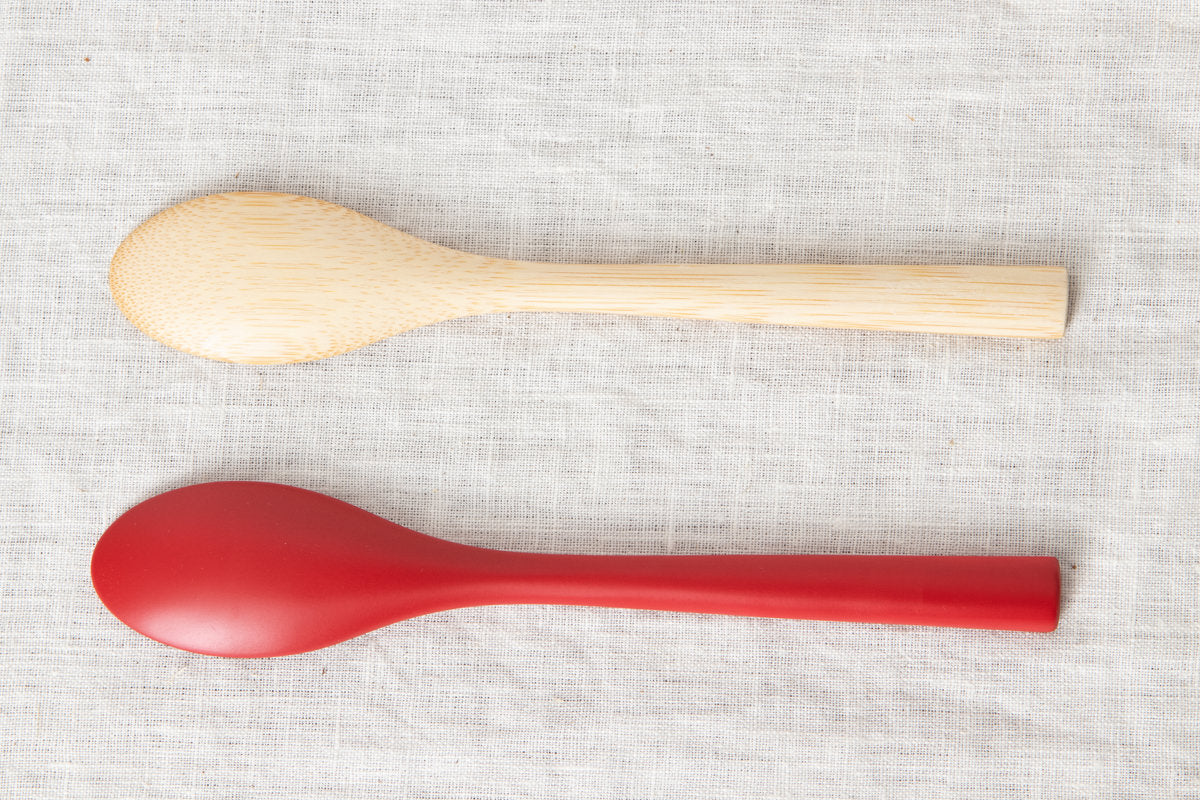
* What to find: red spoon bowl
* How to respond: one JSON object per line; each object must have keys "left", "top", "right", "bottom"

{"left": 91, "top": 482, "right": 1060, "bottom": 657}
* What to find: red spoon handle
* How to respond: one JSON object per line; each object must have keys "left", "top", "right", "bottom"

{"left": 477, "top": 552, "right": 1060, "bottom": 632}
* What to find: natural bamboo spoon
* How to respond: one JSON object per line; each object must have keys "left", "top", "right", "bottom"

{"left": 110, "top": 193, "right": 1068, "bottom": 364}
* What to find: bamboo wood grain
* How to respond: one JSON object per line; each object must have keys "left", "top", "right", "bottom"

{"left": 110, "top": 193, "right": 1068, "bottom": 364}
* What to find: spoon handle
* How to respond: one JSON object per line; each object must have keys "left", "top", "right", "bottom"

{"left": 476, "top": 552, "right": 1060, "bottom": 631}
{"left": 500, "top": 262, "right": 1067, "bottom": 338}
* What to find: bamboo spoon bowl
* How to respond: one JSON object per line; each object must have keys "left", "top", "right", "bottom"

{"left": 111, "top": 193, "right": 1068, "bottom": 364}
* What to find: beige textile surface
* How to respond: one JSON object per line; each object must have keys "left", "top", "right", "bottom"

{"left": 2, "top": 1, "right": 1198, "bottom": 798}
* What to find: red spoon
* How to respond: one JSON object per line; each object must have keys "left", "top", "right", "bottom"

{"left": 90, "top": 482, "right": 1060, "bottom": 657}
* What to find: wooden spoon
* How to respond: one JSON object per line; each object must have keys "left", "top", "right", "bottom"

{"left": 110, "top": 193, "right": 1068, "bottom": 364}
{"left": 91, "top": 482, "right": 1061, "bottom": 657}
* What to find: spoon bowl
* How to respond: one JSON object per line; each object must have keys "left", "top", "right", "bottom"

{"left": 111, "top": 193, "right": 1069, "bottom": 363}
{"left": 91, "top": 482, "right": 1060, "bottom": 657}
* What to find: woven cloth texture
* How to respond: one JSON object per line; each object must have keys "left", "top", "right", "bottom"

{"left": 2, "top": 1, "right": 1198, "bottom": 798}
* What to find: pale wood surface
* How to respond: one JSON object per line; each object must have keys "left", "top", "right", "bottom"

{"left": 111, "top": 193, "right": 1068, "bottom": 364}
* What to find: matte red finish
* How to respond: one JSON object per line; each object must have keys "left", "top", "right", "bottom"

{"left": 91, "top": 482, "right": 1060, "bottom": 657}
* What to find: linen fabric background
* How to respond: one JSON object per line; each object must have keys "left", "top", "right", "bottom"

{"left": 3, "top": 1, "right": 1198, "bottom": 798}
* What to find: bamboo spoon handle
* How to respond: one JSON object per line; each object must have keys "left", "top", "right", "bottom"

{"left": 498, "top": 262, "right": 1068, "bottom": 338}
